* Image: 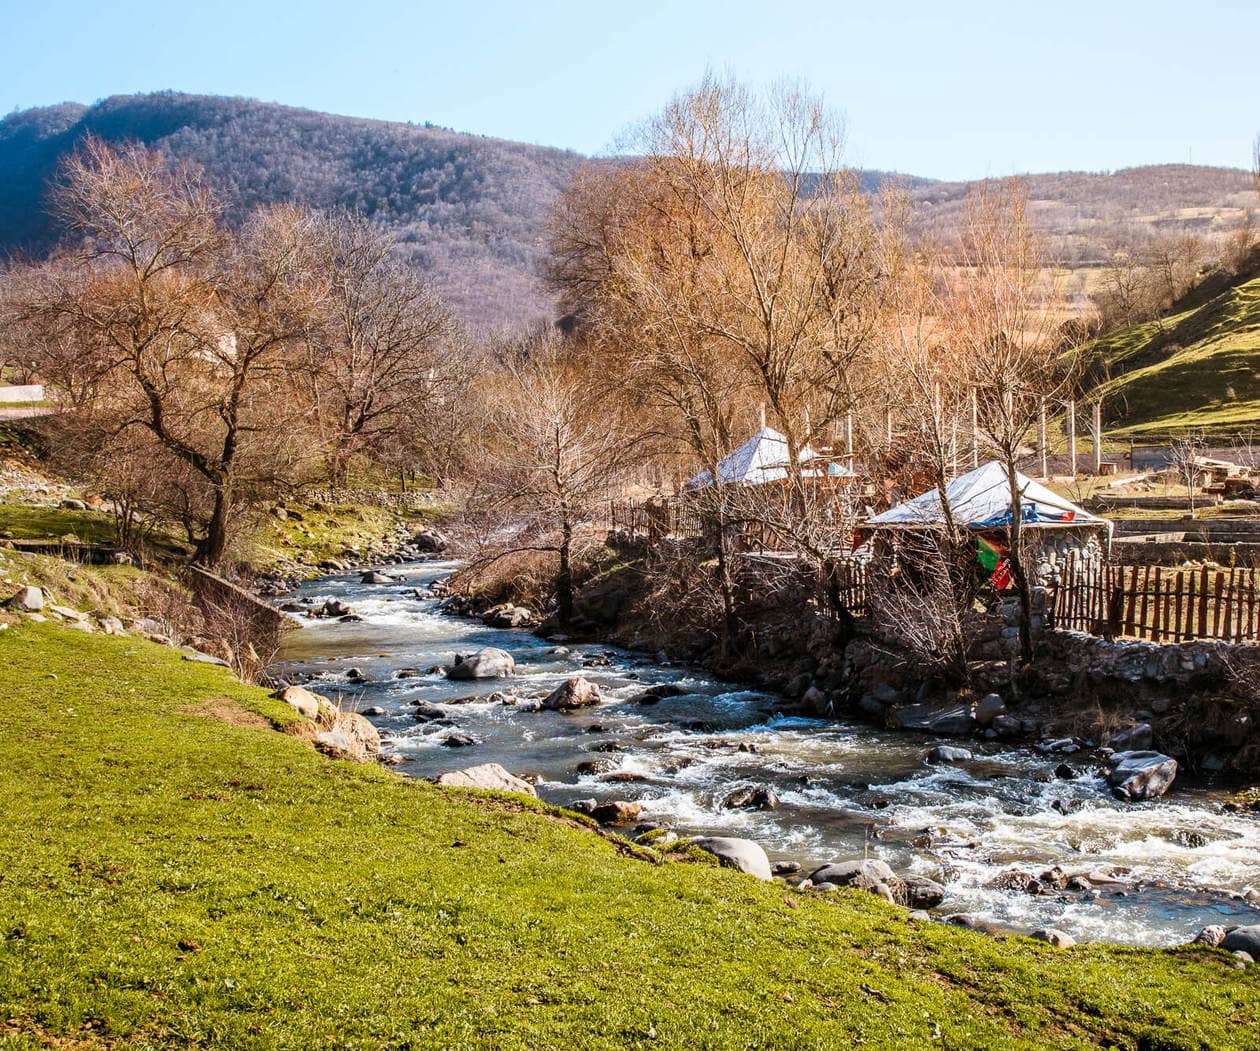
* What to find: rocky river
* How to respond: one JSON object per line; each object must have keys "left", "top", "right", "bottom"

{"left": 273, "top": 560, "right": 1260, "bottom": 947}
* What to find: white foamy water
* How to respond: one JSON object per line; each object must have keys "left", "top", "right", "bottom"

{"left": 275, "top": 561, "right": 1260, "bottom": 947}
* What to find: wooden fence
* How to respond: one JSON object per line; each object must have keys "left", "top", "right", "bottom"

{"left": 1053, "top": 555, "right": 1260, "bottom": 642}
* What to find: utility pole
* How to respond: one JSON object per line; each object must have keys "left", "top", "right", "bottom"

{"left": 970, "top": 388, "right": 980, "bottom": 468}
{"left": 1038, "top": 399, "right": 1048, "bottom": 479}
{"left": 1091, "top": 399, "right": 1103, "bottom": 473}
{"left": 1065, "top": 398, "right": 1077, "bottom": 480}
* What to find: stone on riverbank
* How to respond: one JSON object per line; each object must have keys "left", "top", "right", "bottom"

{"left": 447, "top": 647, "right": 515, "bottom": 680}
{"left": 436, "top": 763, "right": 537, "bottom": 797}
{"left": 899, "top": 875, "right": 947, "bottom": 909}
{"left": 273, "top": 685, "right": 324, "bottom": 720}
{"left": 808, "top": 859, "right": 896, "bottom": 887}
{"left": 1030, "top": 928, "right": 1076, "bottom": 948}
{"left": 691, "top": 836, "right": 773, "bottom": 881}
{"left": 4, "top": 585, "right": 44, "bottom": 612}
{"left": 1106, "top": 751, "right": 1178, "bottom": 801}
{"left": 590, "top": 800, "right": 641, "bottom": 825}
{"left": 543, "top": 676, "right": 602, "bottom": 711}
{"left": 1222, "top": 926, "right": 1260, "bottom": 957}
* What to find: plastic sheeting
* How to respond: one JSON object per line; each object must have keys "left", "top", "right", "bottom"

{"left": 865, "top": 460, "right": 1108, "bottom": 530}
{"left": 685, "top": 427, "right": 854, "bottom": 490}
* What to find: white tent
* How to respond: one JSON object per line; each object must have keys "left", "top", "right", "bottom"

{"left": 684, "top": 427, "right": 854, "bottom": 490}
{"left": 864, "top": 460, "right": 1109, "bottom": 531}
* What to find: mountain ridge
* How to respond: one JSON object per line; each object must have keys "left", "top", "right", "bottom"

{"left": 2, "top": 92, "right": 1253, "bottom": 329}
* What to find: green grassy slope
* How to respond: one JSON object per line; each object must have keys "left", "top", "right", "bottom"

{"left": 0, "top": 619, "right": 1258, "bottom": 1048}
{"left": 1086, "top": 275, "right": 1260, "bottom": 439}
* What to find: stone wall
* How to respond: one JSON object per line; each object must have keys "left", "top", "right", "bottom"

{"left": 1112, "top": 539, "right": 1260, "bottom": 568}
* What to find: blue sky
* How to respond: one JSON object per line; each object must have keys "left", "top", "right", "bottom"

{"left": 3, "top": 0, "right": 1257, "bottom": 180}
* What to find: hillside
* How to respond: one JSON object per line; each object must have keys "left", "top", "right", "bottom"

{"left": 2, "top": 93, "right": 1255, "bottom": 332}
{"left": 1084, "top": 262, "right": 1260, "bottom": 439}
{"left": 0, "top": 93, "right": 586, "bottom": 330}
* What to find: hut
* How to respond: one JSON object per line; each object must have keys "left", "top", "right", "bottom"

{"left": 857, "top": 460, "right": 1110, "bottom": 589}
{"left": 683, "top": 427, "right": 854, "bottom": 490}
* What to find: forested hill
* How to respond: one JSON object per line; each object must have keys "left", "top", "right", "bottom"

{"left": 1, "top": 92, "right": 1254, "bottom": 329}
{"left": 0, "top": 93, "right": 586, "bottom": 329}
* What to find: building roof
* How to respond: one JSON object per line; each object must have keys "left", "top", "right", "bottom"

{"left": 864, "top": 460, "right": 1109, "bottom": 531}
{"left": 684, "top": 427, "right": 854, "bottom": 490}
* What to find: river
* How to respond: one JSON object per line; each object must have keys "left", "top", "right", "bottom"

{"left": 274, "top": 560, "right": 1260, "bottom": 947}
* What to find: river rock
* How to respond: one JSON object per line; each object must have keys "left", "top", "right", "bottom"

{"left": 5, "top": 585, "right": 44, "bottom": 612}
{"left": 441, "top": 732, "right": 479, "bottom": 748}
{"left": 590, "top": 800, "right": 641, "bottom": 825}
{"left": 1106, "top": 723, "right": 1154, "bottom": 752}
{"left": 1106, "top": 751, "right": 1178, "bottom": 801}
{"left": 723, "top": 786, "right": 780, "bottom": 811}
{"left": 899, "top": 875, "right": 947, "bottom": 909}
{"left": 691, "top": 836, "right": 773, "bottom": 881}
{"left": 974, "top": 693, "right": 1007, "bottom": 726}
{"left": 894, "top": 702, "right": 975, "bottom": 736}
{"left": 771, "top": 860, "right": 801, "bottom": 876}
{"left": 436, "top": 763, "right": 537, "bottom": 797}
{"left": 482, "top": 604, "right": 534, "bottom": 628}
{"left": 630, "top": 683, "right": 685, "bottom": 706}
{"left": 991, "top": 714, "right": 1023, "bottom": 737}
{"left": 1192, "top": 925, "right": 1228, "bottom": 947}
{"left": 1222, "top": 926, "right": 1260, "bottom": 957}
{"left": 412, "top": 529, "right": 448, "bottom": 553}
{"left": 447, "top": 647, "right": 516, "bottom": 680}
{"left": 576, "top": 758, "right": 617, "bottom": 776}
{"left": 315, "top": 598, "right": 353, "bottom": 619}
{"left": 360, "top": 571, "right": 397, "bottom": 585}
{"left": 273, "top": 685, "right": 324, "bottom": 720}
{"left": 362, "top": 706, "right": 387, "bottom": 717}
{"left": 1030, "top": 928, "right": 1076, "bottom": 948}
{"left": 808, "top": 858, "right": 896, "bottom": 887}
{"left": 543, "top": 676, "right": 602, "bottom": 711}
{"left": 925, "top": 745, "right": 972, "bottom": 764}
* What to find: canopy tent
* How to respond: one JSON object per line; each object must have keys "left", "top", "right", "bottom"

{"left": 684, "top": 427, "right": 854, "bottom": 491}
{"left": 863, "top": 460, "right": 1109, "bottom": 532}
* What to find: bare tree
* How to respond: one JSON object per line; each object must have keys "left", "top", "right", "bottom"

{"left": 303, "top": 211, "right": 460, "bottom": 485}
{"left": 949, "top": 180, "right": 1078, "bottom": 663}
{"left": 1169, "top": 431, "right": 1208, "bottom": 514}
{"left": 468, "top": 336, "right": 636, "bottom": 623}
{"left": 11, "top": 138, "right": 325, "bottom": 565}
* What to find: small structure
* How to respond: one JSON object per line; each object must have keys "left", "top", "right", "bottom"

{"left": 684, "top": 427, "right": 853, "bottom": 490}
{"left": 858, "top": 460, "right": 1111, "bottom": 588}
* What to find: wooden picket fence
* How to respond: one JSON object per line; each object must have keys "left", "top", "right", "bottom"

{"left": 1053, "top": 554, "right": 1260, "bottom": 642}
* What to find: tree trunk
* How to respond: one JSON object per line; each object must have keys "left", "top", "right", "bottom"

{"left": 196, "top": 484, "right": 233, "bottom": 567}
{"left": 557, "top": 515, "right": 574, "bottom": 624}
{"left": 713, "top": 517, "right": 739, "bottom": 661}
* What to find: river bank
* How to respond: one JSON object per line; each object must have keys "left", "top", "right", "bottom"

{"left": 272, "top": 561, "right": 1260, "bottom": 948}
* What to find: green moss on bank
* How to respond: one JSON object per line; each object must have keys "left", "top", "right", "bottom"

{"left": 0, "top": 621, "right": 1257, "bottom": 1049}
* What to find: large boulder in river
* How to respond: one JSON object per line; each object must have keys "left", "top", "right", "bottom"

{"left": 437, "top": 763, "right": 537, "bottom": 797}
{"left": 543, "top": 676, "right": 602, "bottom": 711}
{"left": 723, "top": 786, "right": 780, "bottom": 811}
{"left": 360, "top": 571, "right": 397, "bottom": 585}
{"left": 893, "top": 702, "right": 976, "bottom": 736}
{"left": 1222, "top": 926, "right": 1260, "bottom": 958}
{"left": 691, "top": 836, "right": 773, "bottom": 881}
{"left": 446, "top": 647, "right": 515, "bottom": 680}
{"left": 1106, "top": 751, "right": 1178, "bottom": 801}
{"left": 809, "top": 858, "right": 896, "bottom": 887}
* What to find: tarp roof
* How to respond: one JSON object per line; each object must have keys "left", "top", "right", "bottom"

{"left": 685, "top": 427, "right": 854, "bottom": 490}
{"left": 864, "top": 460, "right": 1109, "bottom": 531}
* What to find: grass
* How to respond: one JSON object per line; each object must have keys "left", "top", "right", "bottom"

{"left": 0, "top": 617, "right": 1258, "bottom": 1048}
{"left": 0, "top": 502, "right": 120, "bottom": 546}
{"left": 248, "top": 501, "right": 435, "bottom": 576}
{"left": 1084, "top": 276, "right": 1260, "bottom": 440}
